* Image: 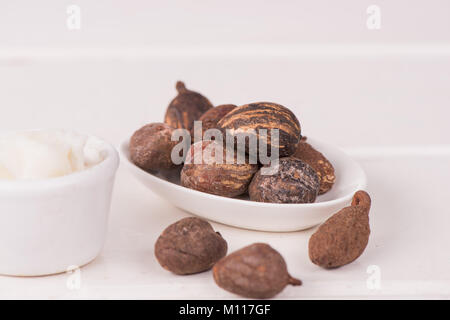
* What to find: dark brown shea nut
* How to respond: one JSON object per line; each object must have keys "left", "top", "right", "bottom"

{"left": 164, "top": 81, "right": 213, "bottom": 131}
{"left": 309, "top": 190, "right": 371, "bottom": 268}
{"left": 248, "top": 157, "right": 320, "bottom": 203}
{"left": 293, "top": 137, "right": 335, "bottom": 195}
{"left": 213, "top": 243, "right": 302, "bottom": 299}
{"left": 154, "top": 217, "right": 227, "bottom": 275}
{"left": 191, "top": 104, "right": 237, "bottom": 140}
{"left": 181, "top": 140, "right": 258, "bottom": 197}
{"left": 217, "top": 102, "right": 301, "bottom": 158}
{"left": 129, "top": 123, "right": 179, "bottom": 171}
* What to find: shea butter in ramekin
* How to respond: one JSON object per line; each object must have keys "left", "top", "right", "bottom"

{"left": 0, "top": 130, "right": 105, "bottom": 180}
{"left": 0, "top": 130, "right": 119, "bottom": 276}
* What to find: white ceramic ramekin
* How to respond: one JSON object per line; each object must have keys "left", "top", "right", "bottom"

{"left": 0, "top": 133, "right": 119, "bottom": 276}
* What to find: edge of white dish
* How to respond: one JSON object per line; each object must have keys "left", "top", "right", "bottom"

{"left": 120, "top": 137, "right": 367, "bottom": 232}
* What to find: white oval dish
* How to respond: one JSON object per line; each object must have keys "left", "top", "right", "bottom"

{"left": 0, "top": 131, "right": 119, "bottom": 276}
{"left": 120, "top": 137, "right": 366, "bottom": 232}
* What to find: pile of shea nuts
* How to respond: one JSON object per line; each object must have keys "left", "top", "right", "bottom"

{"left": 129, "top": 82, "right": 372, "bottom": 298}
{"left": 130, "top": 81, "right": 336, "bottom": 204}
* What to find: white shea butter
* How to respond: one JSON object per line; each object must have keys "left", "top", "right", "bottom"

{"left": 0, "top": 130, "right": 105, "bottom": 180}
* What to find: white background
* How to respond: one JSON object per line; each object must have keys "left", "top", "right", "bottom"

{"left": 0, "top": 1, "right": 449, "bottom": 299}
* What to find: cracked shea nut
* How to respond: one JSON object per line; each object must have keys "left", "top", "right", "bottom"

{"left": 164, "top": 81, "right": 213, "bottom": 131}
{"left": 309, "top": 190, "right": 371, "bottom": 268}
{"left": 249, "top": 157, "right": 320, "bottom": 203}
{"left": 293, "top": 137, "right": 335, "bottom": 194}
{"left": 213, "top": 243, "right": 302, "bottom": 299}
{"left": 192, "top": 104, "right": 237, "bottom": 140}
{"left": 181, "top": 140, "right": 258, "bottom": 197}
{"left": 129, "top": 123, "right": 178, "bottom": 171}
{"left": 155, "top": 217, "right": 228, "bottom": 275}
{"left": 218, "top": 102, "right": 301, "bottom": 158}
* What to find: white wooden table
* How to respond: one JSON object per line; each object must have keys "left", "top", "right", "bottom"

{"left": 0, "top": 151, "right": 448, "bottom": 299}
{"left": 0, "top": 38, "right": 449, "bottom": 298}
